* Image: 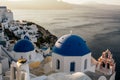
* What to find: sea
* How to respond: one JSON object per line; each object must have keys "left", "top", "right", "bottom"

{"left": 13, "top": 7, "right": 120, "bottom": 79}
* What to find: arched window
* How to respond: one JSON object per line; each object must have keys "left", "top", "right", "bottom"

{"left": 84, "top": 59, "right": 87, "bottom": 70}
{"left": 56, "top": 59, "right": 60, "bottom": 69}
{"left": 102, "top": 62, "right": 105, "bottom": 68}
{"left": 107, "top": 63, "right": 110, "bottom": 69}
{"left": 29, "top": 55, "right": 31, "bottom": 60}
{"left": 106, "top": 53, "right": 108, "bottom": 58}
{"left": 70, "top": 62, "right": 75, "bottom": 72}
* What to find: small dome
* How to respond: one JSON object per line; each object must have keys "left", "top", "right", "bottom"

{"left": 53, "top": 34, "right": 90, "bottom": 56}
{"left": 14, "top": 39, "right": 34, "bottom": 52}
{"left": 24, "top": 35, "right": 30, "bottom": 40}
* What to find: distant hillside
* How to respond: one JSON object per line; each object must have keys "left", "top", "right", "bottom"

{"left": 73, "top": 3, "right": 120, "bottom": 10}
{"left": 2, "top": 0, "right": 73, "bottom": 10}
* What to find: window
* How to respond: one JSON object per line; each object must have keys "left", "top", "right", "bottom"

{"left": 56, "top": 59, "right": 60, "bottom": 69}
{"left": 102, "top": 62, "right": 105, "bottom": 68}
{"left": 84, "top": 59, "right": 87, "bottom": 70}
{"left": 29, "top": 55, "right": 31, "bottom": 60}
{"left": 70, "top": 62, "right": 75, "bottom": 72}
{"left": 107, "top": 63, "right": 110, "bottom": 69}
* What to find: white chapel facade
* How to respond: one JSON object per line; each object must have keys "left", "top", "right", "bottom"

{"left": 52, "top": 34, "right": 95, "bottom": 73}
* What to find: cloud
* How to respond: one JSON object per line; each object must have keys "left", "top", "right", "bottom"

{"left": 63, "top": 0, "right": 120, "bottom": 5}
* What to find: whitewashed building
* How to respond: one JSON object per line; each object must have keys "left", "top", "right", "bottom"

{"left": 52, "top": 34, "right": 95, "bottom": 73}
{"left": 0, "top": 6, "right": 13, "bottom": 23}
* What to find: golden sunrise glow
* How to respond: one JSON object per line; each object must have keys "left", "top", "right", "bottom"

{"left": 63, "top": 0, "right": 120, "bottom": 5}
{"left": 6, "top": 0, "right": 30, "bottom": 1}
{"left": 2, "top": 0, "right": 120, "bottom": 5}
{"left": 5, "top": 0, "right": 92, "bottom": 4}
{"left": 63, "top": 0, "right": 91, "bottom": 4}
{"left": 1, "top": 0, "right": 120, "bottom": 9}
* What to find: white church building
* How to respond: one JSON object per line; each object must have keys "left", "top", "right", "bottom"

{"left": 52, "top": 34, "right": 95, "bottom": 73}
{"left": 12, "top": 39, "right": 43, "bottom": 62}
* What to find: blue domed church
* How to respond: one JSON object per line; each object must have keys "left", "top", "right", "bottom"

{"left": 12, "top": 39, "right": 43, "bottom": 62}
{"left": 52, "top": 34, "right": 95, "bottom": 73}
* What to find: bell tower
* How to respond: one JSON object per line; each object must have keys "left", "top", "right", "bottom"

{"left": 96, "top": 49, "right": 116, "bottom": 75}
{"left": 10, "top": 58, "right": 30, "bottom": 80}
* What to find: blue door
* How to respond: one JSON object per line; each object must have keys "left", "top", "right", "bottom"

{"left": 70, "top": 62, "right": 75, "bottom": 72}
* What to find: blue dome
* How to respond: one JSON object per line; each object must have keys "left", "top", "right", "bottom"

{"left": 53, "top": 34, "right": 90, "bottom": 56}
{"left": 14, "top": 39, "right": 34, "bottom": 53}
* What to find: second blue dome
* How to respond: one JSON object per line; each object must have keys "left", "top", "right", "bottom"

{"left": 14, "top": 39, "right": 34, "bottom": 53}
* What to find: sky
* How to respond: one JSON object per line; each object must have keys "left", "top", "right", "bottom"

{"left": 63, "top": 0, "right": 120, "bottom": 5}
{"left": 2, "top": 0, "right": 120, "bottom": 5}
{"left": 0, "top": 0, "right": 120, "bottom": 9}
